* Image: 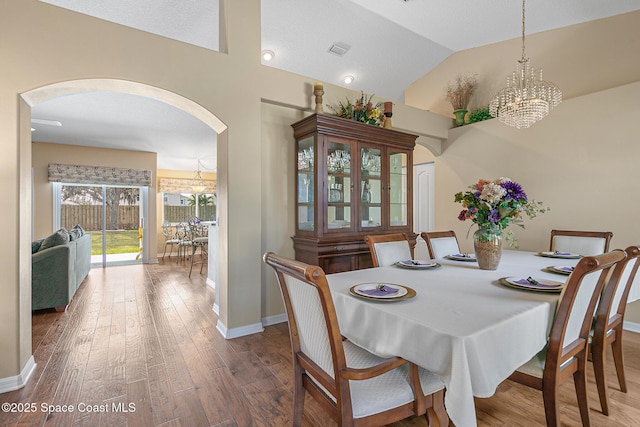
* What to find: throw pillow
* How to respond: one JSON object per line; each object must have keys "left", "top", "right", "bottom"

{"left": 72, "top": 224, "right": 85, "bottom": 237}
{"left": 31, "top": 239, "right": 44, "bottom": 254}
{"left": 68, "top": 228, "right": 80, "bottom": 241}
{"left": 39, "top": 228, "right": 70, "bottom": 251}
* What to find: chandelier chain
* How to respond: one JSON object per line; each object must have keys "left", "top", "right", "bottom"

{"left": 521, "top": 0, "right": 526, "bottom": 59}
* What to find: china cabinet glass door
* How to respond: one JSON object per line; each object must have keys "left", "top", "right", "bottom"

{"left": 389, "top": 151, "right": 408, "bottom": 227}
{"left": 297, "top": 136, "right": 315, "bottom": 231}
{"left": 360, "top": 146, "right": 382, "bottom": 229}
{"left": 326, "top": 139, "right": 352, "bottom": 232}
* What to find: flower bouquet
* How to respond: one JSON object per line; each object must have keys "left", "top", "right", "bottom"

{"left": 455, "top": 177, "right": 548, "bottom": 268}
{"left": 327, "top": 92, "right": 386, "bottom": 126}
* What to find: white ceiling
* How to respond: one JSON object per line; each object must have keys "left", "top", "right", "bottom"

{"left": 33, "top": 0, "right": 640, "bottom": 171}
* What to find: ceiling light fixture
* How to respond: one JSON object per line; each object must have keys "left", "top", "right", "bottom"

{"left": 261, "top": 50, "right": 275, "bottom": 61}
{"left": 489, "top": 0, "right": 562, "bottom": 129}
{"left": 31, "top": 118, "right": 62, "bottom": 127}
{"left": 343, "top": 75, "right": 354, "bottom": 85}
{"left": 191, "top": 159, "right": 207, "bottom": 194}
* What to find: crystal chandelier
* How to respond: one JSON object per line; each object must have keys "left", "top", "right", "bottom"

{"left": 489, "top": 0, "right": 562, "bottom": 129}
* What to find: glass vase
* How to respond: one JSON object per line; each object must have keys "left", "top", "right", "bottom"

{"left": 473, "top": 225, "right": 503, "bottom": 270}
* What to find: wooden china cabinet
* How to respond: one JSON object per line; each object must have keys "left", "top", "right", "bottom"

{"left": 292, "top": 113, "right": 417, "bottom": 273}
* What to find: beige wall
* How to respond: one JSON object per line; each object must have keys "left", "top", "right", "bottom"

{"left": 408, "top": 82, "right": 640, "bottom": 324}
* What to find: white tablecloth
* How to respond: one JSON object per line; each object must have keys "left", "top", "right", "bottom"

{"left": 326, "top": 250, "right": 580, "bottom": 427}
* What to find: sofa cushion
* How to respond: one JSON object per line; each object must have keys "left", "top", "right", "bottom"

{"left": 31, "top": 238, "right": 44, "bottom": 254}
{"left": 39, "top": 228, "right": 70, "bottom": 251}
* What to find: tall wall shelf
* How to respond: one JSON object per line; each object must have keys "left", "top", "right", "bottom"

{"left": 292, "top": 114, "right": 416, "bottom": 273}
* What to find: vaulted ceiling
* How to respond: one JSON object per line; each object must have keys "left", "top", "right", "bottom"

{"left": 32, "top": 0, "right": 640, "bottom": 170}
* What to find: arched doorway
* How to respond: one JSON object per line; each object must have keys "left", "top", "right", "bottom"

{"left": 13, "top": 78, "right": 227, "bottom": 391}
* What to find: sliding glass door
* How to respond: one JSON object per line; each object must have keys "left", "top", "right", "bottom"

{"left": 58, "top": 183, "right": 143, "bottom": 267}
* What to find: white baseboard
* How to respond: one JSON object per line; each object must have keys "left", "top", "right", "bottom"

{"left": 206, "top": 278, "right": 216, "bottom": 289}
{"left": 214, "top": 314, "right": 287, "bottom": 340}
{"left": 623, "top": 321, "right": 640, "bottom": 334}
{"left": 0, "top": 356, "right": 36, "bottom": 393}
{"left": 216, "top": 320, "right": 264, "bottom": 339}
{"left": 262, "top": 313, "right": 287, "bottom": 327}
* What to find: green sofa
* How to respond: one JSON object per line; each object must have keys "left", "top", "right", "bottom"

{"left": 32, "top": 228, "right": 91, "bottom": 311}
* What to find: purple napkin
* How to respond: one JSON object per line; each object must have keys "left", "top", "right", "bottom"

{"left": 358, "top": 285, "right": 399, "bottom": 296}
{"left": 514, "top": 278, "right": 561, "bottom": 288}
{"left": 554, "top": 251, "right": 572, "bottom": 256}
{"left": 402, "top": 259, "right": 431, "bottom": 266}
{"left": 453, "top": 253, "right": 474, "bottom": 258}
{"left": 558, "top": 266, "right": 574, "bottom": 272}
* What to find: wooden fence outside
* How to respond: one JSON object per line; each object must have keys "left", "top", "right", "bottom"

{"left": 60, "top": 205, "right": 217, "bottom": 230}
{"left": 164, "top": 206, "right": 216, "bottom": 223}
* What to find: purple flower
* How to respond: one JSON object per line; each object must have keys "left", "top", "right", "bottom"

{"left": 488, "top": 209, "right": 501, "bottom": 223}
{"left": 500, "top": 181, "right": 527, "bottom": 201}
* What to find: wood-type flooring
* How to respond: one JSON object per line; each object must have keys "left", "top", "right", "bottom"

{"left": 2, "top": 259, "right": 640, "bottom": 426}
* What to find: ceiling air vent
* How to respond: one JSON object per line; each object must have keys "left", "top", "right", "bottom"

{"left": 328, "top": 42, "right": 351, "bottom": 57}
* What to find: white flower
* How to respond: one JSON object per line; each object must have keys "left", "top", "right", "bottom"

{"left": 480, "top": 183, "right": 506, "bottom": 204}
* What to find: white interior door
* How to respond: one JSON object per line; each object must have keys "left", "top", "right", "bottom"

{"left": 413, "top": 162, "right": 435, "bottom": 259}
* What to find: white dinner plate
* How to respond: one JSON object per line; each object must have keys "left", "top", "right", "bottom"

{"left": 550, "top": 265, "right": 575, "bottom": 275}
{"left": 445, "top": 253, "right": 477, "bottom": 262}
{"left": 352, "top": 283, "right": 408, "bottom": 299}
{"left": 502, "top": 277, "right": 565, "bottom": 293}
{"left": 396, "top": 259, "right": 439, "bottom": 269}
{"left": 538, "top": 251, "right": 581, "bottom": 259}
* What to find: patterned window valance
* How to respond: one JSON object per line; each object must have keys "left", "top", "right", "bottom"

{"left": 159, "top": 178, "right": 216, "bottom": 194}
{"left": 48, "top": 163, "right": 152, "bottom": 187}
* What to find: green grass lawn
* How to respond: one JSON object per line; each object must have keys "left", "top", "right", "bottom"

{"left": 87, "top": 230, "right": 140, "bottom": 255}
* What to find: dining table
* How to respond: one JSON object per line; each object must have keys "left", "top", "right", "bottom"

{"left": 325, "top": 250, "right": 583, "bottom": 427}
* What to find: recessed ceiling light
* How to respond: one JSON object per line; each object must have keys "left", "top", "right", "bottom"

{"left": 262, "top": 50, "right": 275, "bottom": 61}
{"left": 343, "top": 75, "right": 355, "bottom": 85}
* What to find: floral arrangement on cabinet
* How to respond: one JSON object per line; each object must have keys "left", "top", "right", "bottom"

{"left": 327, "top": 92, "right": 386, "bottom": 126}
{"left": 454, "top": 177, "right": 548, "bottom": 246}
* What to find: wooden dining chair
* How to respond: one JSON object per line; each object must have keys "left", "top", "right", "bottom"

{"left": 420, "top": 231, "right": 461, "bottom": 259}
{"left": 508, "top": 249, "right": 627, "bottom": 427}
{"left": 364, "top": 233, "right": 413, "bottom": 267}
{"left": 549, "top": 229, "right": 613, "bottom": 256}
{"left": 591, "top": 245, "right": 640, "bottom": 415}
{"left": 263, "top": 252, "right": 448, "bottom": 427}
